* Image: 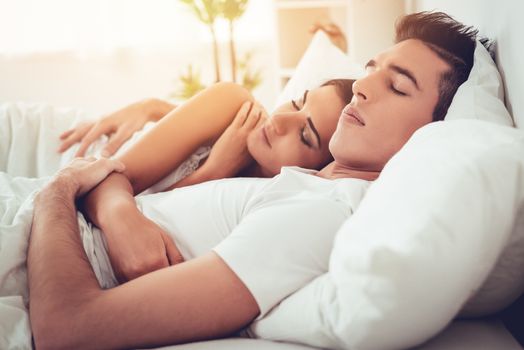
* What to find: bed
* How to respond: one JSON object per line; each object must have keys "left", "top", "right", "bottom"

{"left": 1, "top": 1, "right": 523, "bottom": 349}
{"left": 159, "top": 1, "right": 524, "bottom": 349}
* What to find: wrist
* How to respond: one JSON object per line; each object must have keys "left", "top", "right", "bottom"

{"left": 97, "top": 199, "right": 139, "bottom": 230}
{"left": 37, "top": 177, "right": 78, "bottom": 206}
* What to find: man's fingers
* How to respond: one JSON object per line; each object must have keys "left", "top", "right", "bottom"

{"left": 161, "top": 231, "right": 185, "bottom": 265}
{"left": 72, "top": 158, "right": 126, "bottom": 196}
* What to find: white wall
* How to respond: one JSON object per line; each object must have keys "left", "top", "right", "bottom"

{"left": 0, "top": 0, "right": 279, "bottom": 117}
{"left": 348, "top": 0, "right": 405, "bottom": 65}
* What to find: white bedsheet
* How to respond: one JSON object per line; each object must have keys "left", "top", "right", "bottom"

{"left": 0, "top": 174, "right": 47, "bottom": 349}
{"left": 0, "top": 102, "right": 211, "bottom": 348}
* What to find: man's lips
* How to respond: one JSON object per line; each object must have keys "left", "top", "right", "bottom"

{"left": 342, "top": 105, "right": 365, "bottom": 126}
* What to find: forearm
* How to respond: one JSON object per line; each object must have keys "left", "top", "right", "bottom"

{"left": 119, "top": 82, "right": 254, "bottom": 193}
{"left": 82, "top": 172, "right": 136, "bottom": 229}
{"left": 145, "top": 98, "right": 177, "bottom": 122}
{"left": 28, "top": 181, "right": 102, "bottom": 349}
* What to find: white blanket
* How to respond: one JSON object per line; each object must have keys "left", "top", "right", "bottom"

{"left": 0, "top": 174, "right": 47, "bottom": 349}
{"left": 0, "top": 102, "right": 209, "bottom": 348}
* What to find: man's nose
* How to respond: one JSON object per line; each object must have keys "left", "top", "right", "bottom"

{"left": 352, "top": 73, "right": 377, "bottom": 103}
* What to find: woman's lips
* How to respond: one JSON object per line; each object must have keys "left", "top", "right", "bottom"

{"left": 342, "top": 106, "right": 365, "bottom": 126}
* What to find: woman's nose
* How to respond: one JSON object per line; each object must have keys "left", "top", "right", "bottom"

{"left": 271, "top": 113, "right": 303, "bottom": 135}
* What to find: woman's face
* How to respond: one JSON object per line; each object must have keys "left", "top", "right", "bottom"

{"left": 247, "top": 85, "right": 346, "bottom": 176}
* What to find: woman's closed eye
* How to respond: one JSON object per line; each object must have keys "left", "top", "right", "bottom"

{"left": 300, "top": 124, "right": 313, "bottom": 148}
{"left": 291, "top": 90, "right": 309, "bottom": 111}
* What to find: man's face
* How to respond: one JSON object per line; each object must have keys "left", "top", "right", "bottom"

{"left": 329, "top": 39, "right": 450, "bottom": 171}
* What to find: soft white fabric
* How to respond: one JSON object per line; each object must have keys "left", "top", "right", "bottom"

{"left": 443, "top": 41, "right": 521, "bottom": 316}
{"left": 275, "top": 31, "right": 363, "bottom": 109}
{"left": 250, "top": 40, "right": 524, "bottom": 349}
{"left": 0, "top": 174, "right": 49, "bottom": 350}
{"left": 213, "top": 168, "right": 369, "bottom": 318}
{"left": 0, "top": 102, "right": 210, "bottom": 192}
{"left": 84, "top": 167, "right": 369, "bottom": 314}
{"left": 251, "top": 120, "right": 524, "bottom": 349}
{"left": 444, "top": 40, "right": 513, "bottom": 126}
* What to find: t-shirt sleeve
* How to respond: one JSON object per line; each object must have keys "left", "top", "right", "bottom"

{"left": 213, "top": 196, "right": 349, "bottom": 318}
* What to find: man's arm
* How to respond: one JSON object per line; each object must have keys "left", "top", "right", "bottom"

{"left": 81, "top": 82, "right": 254, "bottom": 281}
{"left": 28, "top": 158, "right": 259, "bottom": 350}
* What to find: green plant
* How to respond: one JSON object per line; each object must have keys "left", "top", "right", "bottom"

{"left": 175, "top": 0, "right": 262, "bottom": 98}
{"left": 180, "top": 0, "right": 222, "bottom": 82}
{"left": 219, "top": 0, "right": 248, "bottom": 83}
{"left": 238, "top": 51, "right": 262, "bottom": 92}
{"left": 172, "top": 65, "right": 207, "bottom": 100}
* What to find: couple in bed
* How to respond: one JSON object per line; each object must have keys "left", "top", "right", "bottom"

{"left": 23, "top": 11, "right": 479, "bottom": 349}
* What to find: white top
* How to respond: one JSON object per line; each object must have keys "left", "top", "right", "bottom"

{"left": 80, "top": 167, "right": 370, "bottom": 318}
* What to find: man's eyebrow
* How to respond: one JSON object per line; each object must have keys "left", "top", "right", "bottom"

{"left": 390, "top": 64, "right": 420, "bottom": 90}
{"left": 306, "top": 117, "right": 321, "bottom": 149}
{"left": 365, "top": 59, "right": 421, "bottom": 91}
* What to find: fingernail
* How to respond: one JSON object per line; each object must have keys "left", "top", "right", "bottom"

{"left": 101, "top": 150, "right": 110, "bottom": 158}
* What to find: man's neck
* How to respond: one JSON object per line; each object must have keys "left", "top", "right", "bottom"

{"left": 316, "top": 161, "right": 380, "bottom": 181}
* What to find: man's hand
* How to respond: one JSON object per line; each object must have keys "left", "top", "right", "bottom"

{"left": 102, "top": 208, "right": 185, "bottom": 283}
{"left": 51, "top": 157, "right": 126, "bottom": 198}
{"left": 58, "top": 99, "right": 176, "bottom": 157}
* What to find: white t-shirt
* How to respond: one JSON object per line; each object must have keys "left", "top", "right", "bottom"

{"left": 81, "top": 167, "right": 370, "bottom": 318}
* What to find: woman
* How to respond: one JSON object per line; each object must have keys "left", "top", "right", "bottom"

{"left": 59, "top": 79, "right": 354, "bottom": 193}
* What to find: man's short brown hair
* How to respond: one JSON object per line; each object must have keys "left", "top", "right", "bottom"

{"left": 395, "top": 11, "right": 481, "bottom": 121}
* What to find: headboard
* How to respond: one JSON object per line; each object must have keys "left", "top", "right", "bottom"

{"left": 411, "top": 0, "right": 524, "bottom": 128}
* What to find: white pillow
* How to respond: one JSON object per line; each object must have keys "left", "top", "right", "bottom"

{"left": 445, "top": 40, "right": 514, "bottom": 126}
{"left": 251, "top": 120, "right": 524, "bottom": 349}
{"left": 274, "top": 31, "right": 364, "bottom": 109}
{"left": 250, "top": 41, "right": 524, "bottom": 349}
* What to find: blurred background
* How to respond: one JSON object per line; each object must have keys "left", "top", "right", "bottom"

{"left": 0, "top": 0, "right": 411, "bottom": 117}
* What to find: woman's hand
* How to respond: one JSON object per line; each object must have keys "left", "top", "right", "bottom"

{"left": 201, "top": 101, "right": 268, "bottom": 179}
{"left": 101, "top": 204, "right": 184, "bottom": 283}
{"left": 58, "top": 99, "right": 176, "bottom": 157}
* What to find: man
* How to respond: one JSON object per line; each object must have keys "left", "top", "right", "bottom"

{"left": 28, "top": 11, "right": 479, "bottom": 349}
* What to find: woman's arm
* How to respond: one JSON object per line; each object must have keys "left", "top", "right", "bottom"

{"left": 119, "top": 82, "right": 254, "bottom": 194}
{"left": 59, "top": 98, "right": 176, "bottom": 157}
{"left": 170, "top": 100, "right": 268, "bottom": 189}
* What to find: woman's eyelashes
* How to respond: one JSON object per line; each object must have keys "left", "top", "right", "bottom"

{"left": 291, "top": 90, "right": 309, "bottom": 111}
{"left": 300, "top": 124, "right": 313, "bottom": 148}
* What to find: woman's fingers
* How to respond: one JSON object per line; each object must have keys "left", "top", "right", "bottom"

{"left": 59, "top": 128, "right": 75, "bottom": 140}
{"left": 101, "top": 127, "right": 131, "bottom": 158}
{"left": 232, "top": 101, "right": 253, "bottom": 127}
{"left": 75, "top": 122, "right": 112, "bottom": 157}
{"left": 57, "top": 122, "right": 94, "bottom": 153}
{"left": 243, "top": 102, "right": 264, "bottom": 130}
